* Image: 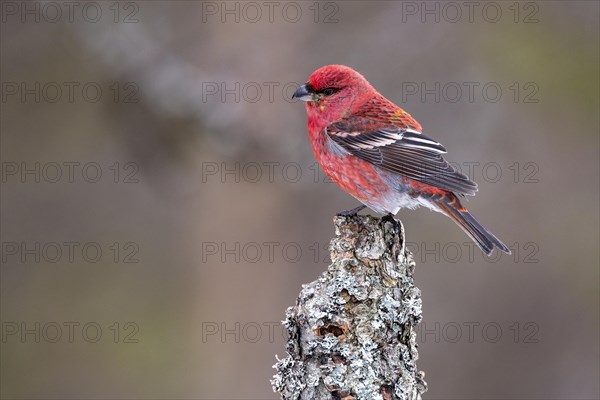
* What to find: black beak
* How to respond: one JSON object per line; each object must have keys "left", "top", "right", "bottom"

{"left": 292, "top": 83, "right": 314, "bottom": 102}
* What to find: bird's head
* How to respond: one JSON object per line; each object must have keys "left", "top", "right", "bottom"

{"left": 293, "top": 65, "right": 373, "bottom": 122}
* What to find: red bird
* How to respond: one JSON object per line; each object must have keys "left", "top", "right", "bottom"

{"left": 293, "top": 65, "right": 509, "bottom": 255}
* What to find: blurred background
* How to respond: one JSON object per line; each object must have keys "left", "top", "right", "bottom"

{"left": 1, "top": 1, "right": 598, "bottom": 399}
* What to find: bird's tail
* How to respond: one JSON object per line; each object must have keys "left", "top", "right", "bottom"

{"left": 432, "top": 193, "right": 510, "bottom": 256}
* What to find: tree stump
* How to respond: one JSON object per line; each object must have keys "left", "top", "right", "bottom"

{"left": 272, "top": 215, "right": 427, "bottom": 400}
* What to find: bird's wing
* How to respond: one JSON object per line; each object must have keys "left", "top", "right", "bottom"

{"left": 326, "top": 121, "right": 478, "bottom": 195}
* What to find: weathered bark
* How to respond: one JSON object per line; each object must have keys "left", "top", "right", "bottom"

{"left": 272, "top": 215, "right": 427, "bottom": 400}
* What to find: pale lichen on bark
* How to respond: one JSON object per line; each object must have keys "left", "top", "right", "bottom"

{"left": 272, "top": 214, "right": 427, "bottom": 400}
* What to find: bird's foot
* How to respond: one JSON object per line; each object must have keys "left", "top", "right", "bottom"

{"left": 336, "top": 205, "right": 367, "bottom": 229}
{"left": 336, "top": 205, "right": 366, "bottom": 217}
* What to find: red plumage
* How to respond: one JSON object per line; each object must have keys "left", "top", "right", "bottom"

{"left": 293, "top": 65, "right": 509, "bottom": 255}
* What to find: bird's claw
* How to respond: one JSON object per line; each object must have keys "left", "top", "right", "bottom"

{"left": 336, "top": 205, "right": 366, "bottom": 217}
{"left": 336, "top": 205, "right": 367, "bottom": 227}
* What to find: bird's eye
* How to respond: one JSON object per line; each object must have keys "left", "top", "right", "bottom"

{"left": 322, "top": 88, "right": 336, "bottom": 96}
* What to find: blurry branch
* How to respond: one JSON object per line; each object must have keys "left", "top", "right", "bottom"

{"left": 72, "top": 21, "right": 256, "bottom": 155}
{"left": 272, "top": 215, "right": 427, "bottom": 400}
